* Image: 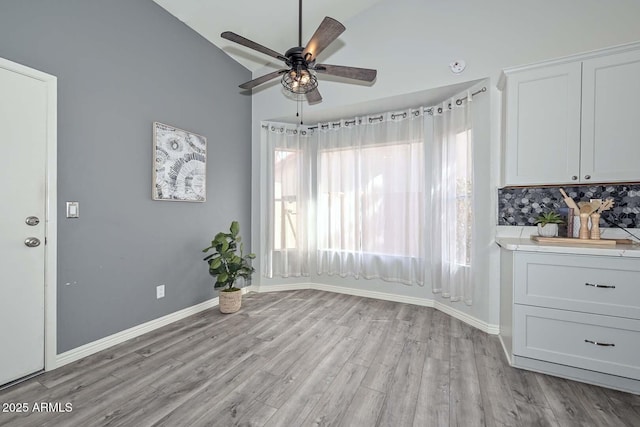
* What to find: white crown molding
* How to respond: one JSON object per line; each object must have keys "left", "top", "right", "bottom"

{"left": 498, "top": 39, "right": 640, "bottom": 90}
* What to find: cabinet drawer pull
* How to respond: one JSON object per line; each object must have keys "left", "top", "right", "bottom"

{"left": 584, "top": 339, "right": 615, "bottom": 347}
{"left": 585, "top": 282, "right": 615, "bottom": 289}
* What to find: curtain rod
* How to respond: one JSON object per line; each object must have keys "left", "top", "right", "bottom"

{"left": 456, "top": 86, "right": 486, "bottom": 105}
{"left": 427, "top": 86, "right": 486, "bottom": 115}
{"left": 264, "top": 86, "right": 487, "bottom": 130}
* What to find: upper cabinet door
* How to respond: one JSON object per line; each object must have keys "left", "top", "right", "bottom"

{"left": 581, "top": 49, "right": 640, "bottom": 183}
{"left": 504, "top": 62, "right": 582, "bottom": 186}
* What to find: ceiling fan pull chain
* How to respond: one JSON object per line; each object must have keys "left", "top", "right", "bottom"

{"left": 300, "top": 98, "right": 304, "bottom": 125}
{"left": 298, "top": 0, "right": 302, "bottom": 47}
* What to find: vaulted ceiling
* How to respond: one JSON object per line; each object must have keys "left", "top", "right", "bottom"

{"left": 153, "top": 0, "right": 385, "bottom": 72}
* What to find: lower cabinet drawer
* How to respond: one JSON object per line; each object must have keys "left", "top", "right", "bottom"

{"left": 514, "top": 305, "right": 640, "bottom": 380}
{"left": 514, "top": 252, "right": 640, "bottom": 319}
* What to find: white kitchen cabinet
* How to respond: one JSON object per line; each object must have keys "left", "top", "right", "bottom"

{"left": 501, "top": 62, "right": 582, "bottom": 186}
{"left": 514, "top": 305, "right": 640, "bottom": 381}
{"left": 499, "top": 42, "right": 640, "bottom": 186}
{"left": 499, "top": 248, "right": 640, "bottom": 394}
{"left": 581, "top": 49, "right": 640, "bottom": 183}
{"left": 512, "top": 252, "right": 640, "bottom": 319}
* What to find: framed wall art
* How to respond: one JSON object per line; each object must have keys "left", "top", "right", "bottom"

{"left": 152, "top": 122, "right": 207, "bottom": 202}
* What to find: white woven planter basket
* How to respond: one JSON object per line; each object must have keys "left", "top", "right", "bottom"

{"left": 219, "top": 289, "right": 242, "bottom": 313}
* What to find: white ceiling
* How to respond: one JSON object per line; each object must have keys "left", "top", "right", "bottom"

{"left": 153, "top": 0, "right": 386, "bottom": 72}
{"left": 152, "top": 0, "right": 483, "bottom": 124}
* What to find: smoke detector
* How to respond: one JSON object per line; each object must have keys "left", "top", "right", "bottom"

{"left": 449, "top": 60, "right": 466, "bottom": 74}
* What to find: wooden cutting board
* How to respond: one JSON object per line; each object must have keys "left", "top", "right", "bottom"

{"left": 530, "top": 236, "right": 634, "bottom": 246}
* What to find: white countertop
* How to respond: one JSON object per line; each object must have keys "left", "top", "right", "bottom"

{"left": 495, "top": 225, "right": 640, "bottom": 257}
{"left": 495, "top": 236, "right": 640, "bottom": 258}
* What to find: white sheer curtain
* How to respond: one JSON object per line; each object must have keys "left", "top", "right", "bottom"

{"left": 428, "top": 95, "right": 474, "bottom": 304}
{"left": 316, "top": 109, "right": 426, "bottom": 285}
{"left": 263, "top": 122, "right": 313, "bottom": 278}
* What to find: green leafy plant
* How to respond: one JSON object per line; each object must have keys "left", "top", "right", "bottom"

{"left": 202, "top": 221, "right": 256, "bottom": 292}
{"left": 534, "top": 211, "right": 564, "bottom": 226}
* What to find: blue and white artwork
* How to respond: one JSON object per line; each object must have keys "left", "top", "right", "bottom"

{"left": 153, "top": 122, "right": 206, "bottom": 202}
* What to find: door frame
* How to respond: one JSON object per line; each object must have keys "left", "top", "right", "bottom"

{"left": 0, "top": 57, "right": 57, "bottom": 372}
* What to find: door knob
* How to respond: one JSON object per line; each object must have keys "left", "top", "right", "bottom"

{"left": 25, "top": 216, "right": 40, "bottom": 226}
{"left": 24, "top": 237, "right": 41, "bottom": 247}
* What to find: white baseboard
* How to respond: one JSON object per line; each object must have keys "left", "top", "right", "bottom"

{"left": 255, "top": 283, "right": 500, "bottom": 335}
{"left": 513, "top": 355, "right": 640, "bottom": 395}
{"left": 56, "top": 298, "right": 218, "bottom": 367}
{"left": 54, "top": 290, "right": 250, "bottom": 368}
{"left": 499, "top": 334, "right": 513, "bottom": 365}
{"left": 433, "top": 300, "right": 500, "bottom": 335}
{"left": 55, "top": 284, "right": 497, "bottom": 370}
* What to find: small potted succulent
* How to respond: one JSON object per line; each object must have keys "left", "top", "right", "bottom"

{"left": 202, "top": 221, "right": 255, "bottom": 313}
{"left": 534, "top": 211, "right": 564, "bottom": 237}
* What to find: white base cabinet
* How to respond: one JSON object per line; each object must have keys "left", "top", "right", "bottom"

{"left": 515, "top": 305, "right": 640, "bottom": 380}
{"left": 500, "top": 250, "right": 640, "bottom": 394}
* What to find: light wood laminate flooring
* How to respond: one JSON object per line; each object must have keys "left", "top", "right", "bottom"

{"left": 1, "top": 289, "right": 639, "bottom": 426}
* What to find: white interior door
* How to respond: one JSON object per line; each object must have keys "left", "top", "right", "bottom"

{"left": 0, "top": 65, "right": 48, "bottom": 386}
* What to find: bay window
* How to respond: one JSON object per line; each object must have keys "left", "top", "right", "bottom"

{"left": 263, "top": 90, "right": 475, "bottom": 301}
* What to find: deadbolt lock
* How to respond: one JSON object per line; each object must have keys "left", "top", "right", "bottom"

{"left": 25, "top": 216, "right": 40, "bottom": 226}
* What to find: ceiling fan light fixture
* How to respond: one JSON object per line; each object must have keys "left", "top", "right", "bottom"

{"left": 221, "top": 1, "right": 376, "bottom": 103}
{"left": 281, "top": 68, "right": 318, "bottom": 94}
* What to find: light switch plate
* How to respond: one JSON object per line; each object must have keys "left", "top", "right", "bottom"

{"left": 66, "top": 201, "right": 79, "bottom": 218}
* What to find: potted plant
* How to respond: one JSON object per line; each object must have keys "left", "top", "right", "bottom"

{"left": 534, "top": 211, "right": 564, "bottom": 237}
{"left": 202, "top": 220, "right": 255, "bottom": 313}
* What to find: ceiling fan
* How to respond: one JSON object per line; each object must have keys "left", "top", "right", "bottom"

{"left": 221, "top": 0, "right": 377, "bottom": 104}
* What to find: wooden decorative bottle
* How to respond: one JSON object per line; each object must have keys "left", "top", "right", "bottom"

{"left": 579, "top": 213, "right": 591, "bottom": 240}
{"left": 590, "top": 213, "right": 601, "bottom": 239}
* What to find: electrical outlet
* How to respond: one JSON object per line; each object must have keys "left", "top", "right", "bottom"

{"left": 156, "top": 285, "right": 165, "bottom": 299}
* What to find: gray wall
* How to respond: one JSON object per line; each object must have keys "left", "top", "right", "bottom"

{"left": 0, "top": 0, "right": 252, "bottom": 352}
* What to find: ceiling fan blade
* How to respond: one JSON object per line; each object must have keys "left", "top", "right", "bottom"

{"left": 221, "top": 31, "right": 287, "bottom": 62}
{"left": 239, "top": 70, "right": 287, "bottom": 90}
{"left": 305, "top": 87, "right": 322, "bottom": 104}
{"left": 314, "top": 64, "right": 377, "bottom": 82}
{"left": 302, "top": 17, "right": 345, "bottom": 63}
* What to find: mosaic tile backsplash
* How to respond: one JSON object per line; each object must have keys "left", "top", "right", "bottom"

{"left": 498, "top": 184, "right": 640, "bottom": 228}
